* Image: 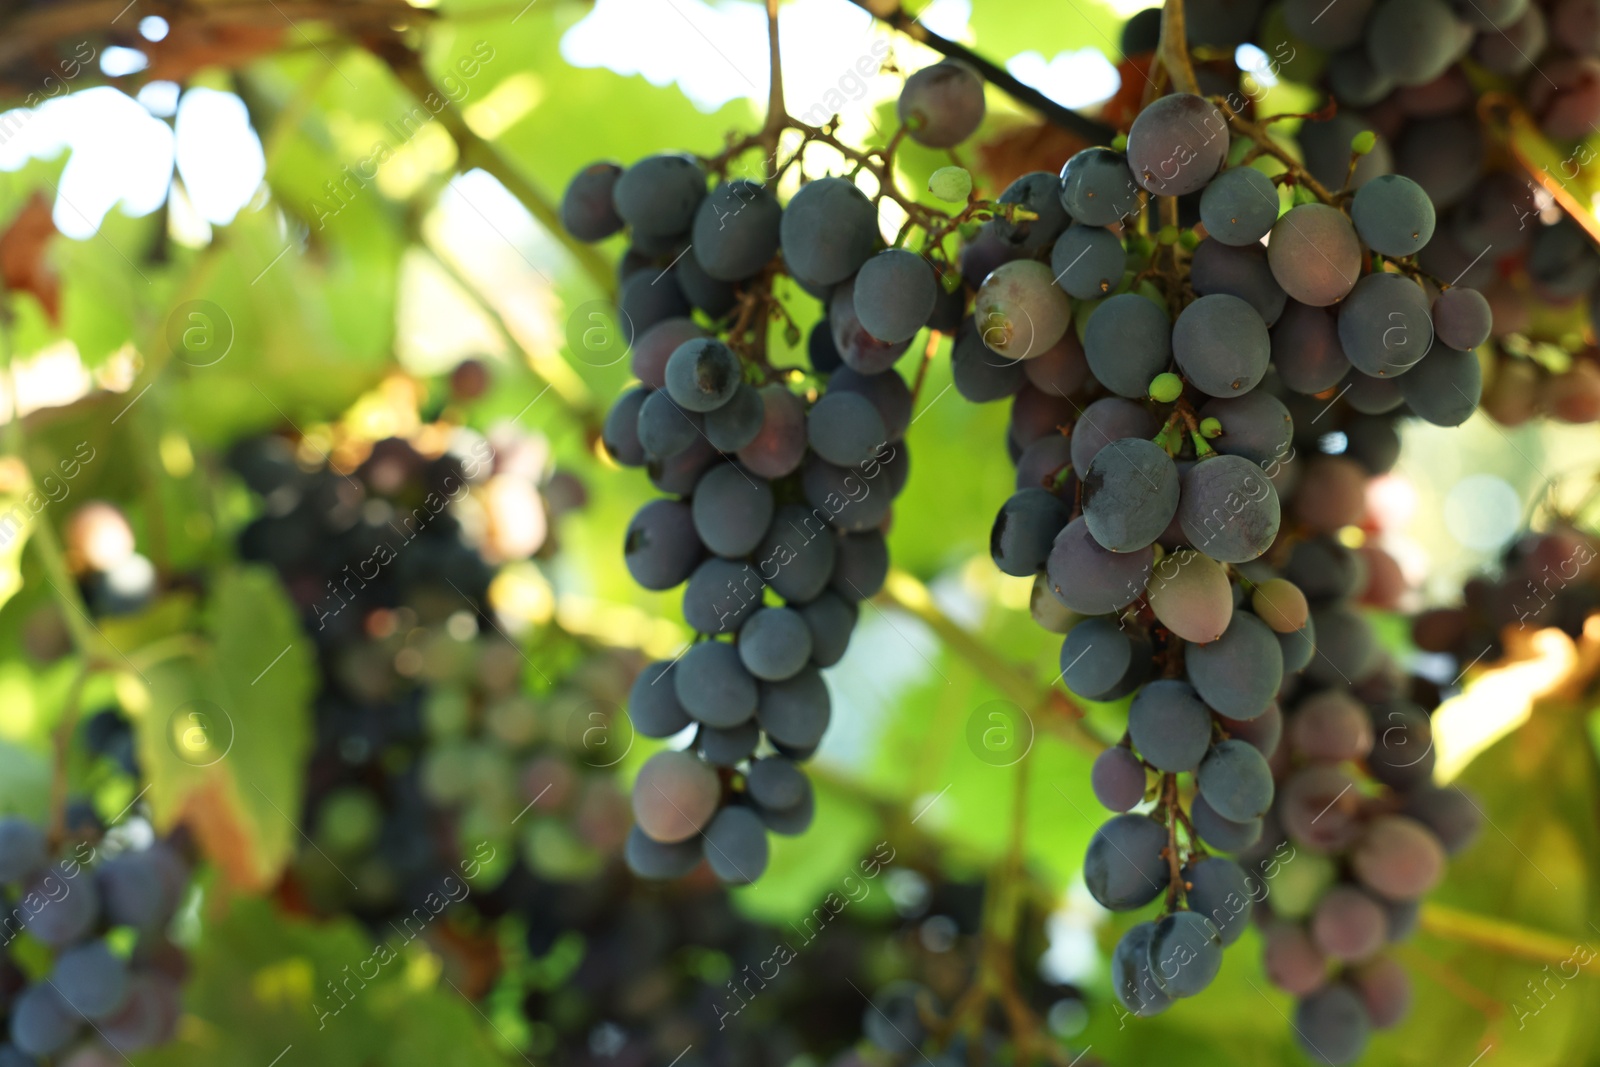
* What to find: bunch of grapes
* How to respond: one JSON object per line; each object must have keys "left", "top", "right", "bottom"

{"left": 940, "top": 74, "right": 1486, "bottom": 1014}
{"left": 1197, "top": 0, "right": 1600, "bottom": 429}
{"left": 1241, "top": 672, "right": 1482, "bottom": 1065}
{"left": 561, "top": 59, "right": 1002, "bottom": 885}
{"left": 0, "top": 818, "right": 190, "bottom": 1065}
{"left": 1414, "top": 523, "right": 1600, "bottom": 662}
{"left": 227, "top": 390, "right": 583, "bottom": 924}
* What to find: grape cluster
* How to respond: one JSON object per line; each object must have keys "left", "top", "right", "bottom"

{"left": 562, "top": 61, "right": 990, "bottom": 885}
{"left": 62, "top": 502, "right": 156, "bottom": 619}
{"left": 0, "top": 818, "right": 190, "bottom": 1065}
{"left": 1219, "top": 0, "right": 1600, "bottom": 428}
{"left": 931, "top": 67, "right": 1494, "bottom": 1036}
{"left": 228, "top": 398, "right": 582, "bottom": 923}
{"left": 1242, "top": 673, "right": 1483, "bottom": 1064}
{"left": 1414, "top": 523, "right": 1600, "bottom": 662}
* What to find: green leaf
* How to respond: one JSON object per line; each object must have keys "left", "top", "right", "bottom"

{"left": 132, "top": 565, "right": 314, "bottom": 891}
{"left": 139, "top": 895, "right": 507, "bottom": 1067}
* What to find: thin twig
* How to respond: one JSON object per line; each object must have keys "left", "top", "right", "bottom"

{"left": 370, "top": 41, "right": 618, "bottom": 300}
{"left": 841, "top": 0, "right": 1116, "bottom": 146}
{"left": 1157, "top": 0, "right": 1201, "bottom": 95}
{"left": 49, "top": 665, "right": 91, "bottom": 849}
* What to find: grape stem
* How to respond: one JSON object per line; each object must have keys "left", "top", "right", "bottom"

{"left": 839, "top": 0, "right": 1116, "bottom": 146}
{"left": 761, "top": 0, "right": 786, "bottom": 159}
{"left": 370, "top": 41, "right": 620, "bottom": 301}
{"left": 1156, "top": 0, "right": 1201, "bottom": 96}
{"left": 1159, "top": 772, "right": 1188, "bottom": 912}
{"left": 416, "top": 239, "right": 605, "bottom": 442}
{"left": 1212, "top": 98, "right": 1339, "bottom": 205}
{"left": 1418, "top": 902, "right": 1600, "bottom": 977}
{"left": 48, "top": 664, "right": 91, "bottom": 850}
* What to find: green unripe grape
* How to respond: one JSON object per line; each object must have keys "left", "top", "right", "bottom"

{"left": 929, "top": 166, "right": 973, "bottom": 203}
{"left": 1351, "top": 130, "right": 1377, "bottom": 156}
{"left": 1149, "top": 372, "right": 1184, "bottom": 402}
{"left": 1158, "top": 224, "right": 1180, "bottom": 245}
{"left": 1264, "top": 851, "right": 1336, "bottom": 920}
{"left": 1199, "top": 416, "right": 1223, "bottom": 438}
{"left": 316, "top": 787, "right": 384, "bottom": 855}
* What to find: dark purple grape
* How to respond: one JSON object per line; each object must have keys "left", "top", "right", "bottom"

{"left": 807, "top": 391, "right": 887, "bottom": 467}
{"left": 1198, "top": 166, "right": 1279, "bottom": 246}
{"left": 1059, "top": 148, "right": 1140, "bottom": 226}
{"left": 0, "top": 818, "right": 45, "bottom": 883}
{"left": 781, "top": 177, "right": 879, "bottom": 286}
{"left": 1128, "top": 679, "right": 1212, "bottom": 772}
{"left": 619, "top": 267, "right": 692, "bottom": 345}
{"left": 1198, "top": 391, "right": 1292, "bottom": 466}
{"left": 1190, "top": 239, "right": 1287, "bottom": 326}
{"left": 1182, "top": 856, "right": 1254, "bottom": 946}
{"left": 1268, "top": 205, "right": 1361, "bottom": 307}
{"left": 561, "top": 161, "right": 624, "bottom": 242}
{"left": 1071, "top": 397, "right": 1160, "bottom": 475}
{"left": 1047, "top": 517, "right": 1153, "bottom": 614}
{"left": 1177, "top": 454, "right": 1281, "bottom": 563}
{"left": 1060, "top": 618, "right": 1152, "bottom": 701}
{"left": 1431, "top": 287, "right": 1491, "bottom": 351}
{"left": 1337, "top": 273, "right": 1433, "bottom": 378}
{"left": 675, "top": 641, "right": 758, "bottom": 727}
{"left": 628, "top": 661, "right": 692, "bottom": 738}
{"left": 1083, "top": 813, "right": 1170, "bottom": 910}
{"left": 683, "top": 557, "right": 761, "bottom": 634}
{"left": 756, "top": 667, "right": 831, "bottom": 749}
{"left": 798, "top": 593, "right": 856, "bottom": 667}
{"left": 1083, "top": 293, "right": 1171, "bottom": 398}
{"left": 738, "top": 607, "right": 813, "bottom": 681}
{"left": 737, "top": 385, "right": 807, "bottom": 479}
{"left": 624, "top": 499, "right": 701, "bottom": 591}
{"left": 1112, "top": 921, "right": 1174, "bottom": 1017}
{"left": 632, "top": 318, "right": 704, "bottom": 389}
{"left": 991, "top": 489, "right": 1072, "bottom": 576}
{"left": 50, "top": 940, "right": 130, "bottom": 1020}
{"left": 1191, "top": 793, "right": 1262, "bottom": 851}
{"left": 1196, "top": 738, "right": 1275, "bottom": 821}
{"left": 702, "top": 806, "right": 769, "bottom": 884}
{"left": 854, "top": 249, "right": 936, "bottom": 343}
{"left": 1399, "top": 344, "right": 1481, "bottom": 426}
{"left": 1350, "top": 174, "right": 1435, "bottom": 257}
{"left": 897, "top": 60, "right": 985, "bottom": 148}
{"left": 1082, "top": 438, "right": 1181, "bottom": 552}
{"left": 625, "top": 824, "right": 702, "bottom": 878}
{"left": 1091, "top": 747, "right": 1147, "bottom": 811}
{"left": 993, "top": 172, "right": 1072, "bottom": 253}
{"left": 1051, "top": 224, "right": 1126, "bottom": 300}
{"left": 830, "top": 280, "right": 912, "bottom": 374}
{"left": 1126, "top": 93, "right": 1229, "bottom": 196}
{"left": 9, "top": 985, "right": 77, "bottom": 1058}
{"left": 665, "top": 337, "right": 742, "bottom": 413}
{"left": 1187, "top": 612, "right": 1283, "bottom": 719}
{"left": 613, "top": 154, "right": 706, "bottom": 237}
{"left": 1173, "top": 293, "right": 1271, "bottom": 396}
{"left": 758, "top": 503, "right": 838, "bottom": 602}
{"left": 1147, "top": 911, "right": 1223, "bottom": 997}
{"left": 691, "top": 179, "right": 781, "bottom": 281}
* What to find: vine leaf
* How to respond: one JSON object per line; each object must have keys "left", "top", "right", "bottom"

{"left": 133, "top": 565, "right": 314, "bottom": 891}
